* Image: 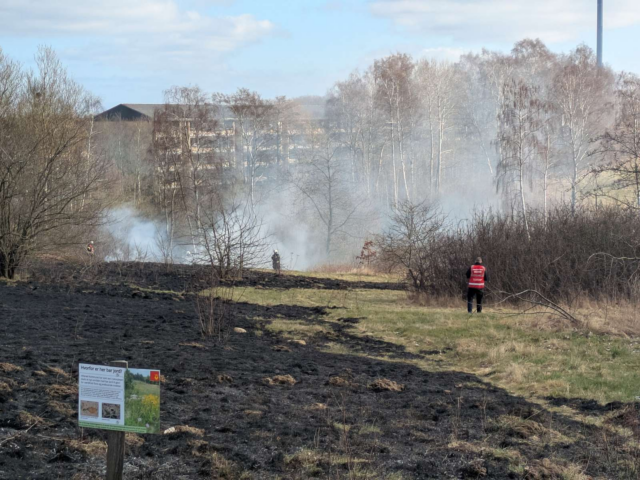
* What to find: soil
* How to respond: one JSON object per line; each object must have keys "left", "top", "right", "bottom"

{"left": 1, "top": 262, "right": 639, "bottom": 479}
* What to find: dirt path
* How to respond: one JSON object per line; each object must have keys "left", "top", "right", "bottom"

{"left": 1, "top": 268, "right": 638, "bottom": 479}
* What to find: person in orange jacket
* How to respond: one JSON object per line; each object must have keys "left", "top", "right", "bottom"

{"left": 466, "top": 257, "right": 487, "bottom": 313}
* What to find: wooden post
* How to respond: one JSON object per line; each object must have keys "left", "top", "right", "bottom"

{"left": 106, "top": 360, "right": 128, "bottom": 480}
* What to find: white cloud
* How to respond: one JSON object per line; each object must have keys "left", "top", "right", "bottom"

{"left": 370, "top": 0, "right": 640, "bottom": 43}
{"left": 0, "top": 0, "right": 275, "bottom": 70}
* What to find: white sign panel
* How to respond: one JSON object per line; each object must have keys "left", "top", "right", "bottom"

{"left": 78, "top": 363, "right": 161, "bottom": 433}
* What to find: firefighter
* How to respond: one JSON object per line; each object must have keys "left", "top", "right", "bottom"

{"left": 86, "top": 241, "right": 95, "bottom": 256}
{"left": 466, "top": 257, "right": 487, "bottom": 313}
{"left": 271, "top": 249, "right": 281, "bottom": 275}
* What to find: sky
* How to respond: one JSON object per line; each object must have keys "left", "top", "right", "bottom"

{"left": 0, "top": 0, "right": 638, "bottom": 110}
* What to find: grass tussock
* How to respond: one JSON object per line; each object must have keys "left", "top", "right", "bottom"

{"left": 17, "top": 410, "right": 47, "bottom": 428}
{"left": 262, "top": 374, "right": 296, "bottom": 386}
{"left": 46, "top": 366, "right": 69, "bottom": 377}
{"left": 69, "top": 439, "right": 108, "bottom": 457}
{"left": 48, "top": 400, "right": 74, "bottom": 416}
{"left": 45, "top": 384, "right": 78, "bottom": 398}
{"left": 368, "top": 378, "right": 405, "bottom": 392}
{"left": 0, "top": 362, "right": 23, "bottom": 374}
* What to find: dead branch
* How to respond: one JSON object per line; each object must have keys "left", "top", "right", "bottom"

{"left": 493, "top": 289, "right": 583, "bottom": 326}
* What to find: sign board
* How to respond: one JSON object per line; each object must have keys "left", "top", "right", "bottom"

{"left": 78, "top": 364, "right": 160, "bottom": 433}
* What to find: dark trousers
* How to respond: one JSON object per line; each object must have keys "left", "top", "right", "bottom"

{"left": 467, "top": 288, "right": 484, "bottom": 313}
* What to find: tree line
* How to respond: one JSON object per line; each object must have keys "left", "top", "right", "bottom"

{"left": 1, "top": 40, "right": 639, "bottom": 278}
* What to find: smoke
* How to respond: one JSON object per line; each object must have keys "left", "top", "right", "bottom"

{"left": 102, "top": 207, "right": 166, "bottom": 262}
{"left": 255, "top": 188, "right": 327, "bottom": 271}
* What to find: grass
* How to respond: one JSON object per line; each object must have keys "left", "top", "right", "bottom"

{"left": 125, "top": 379, "right": 160, "bottom": 433}
{"left": 231, "top": 276, "right": 640, "bottom": 404}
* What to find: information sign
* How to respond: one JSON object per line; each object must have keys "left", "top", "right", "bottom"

{"left": 78, "top": 364, "right": 160, "bottom": 433}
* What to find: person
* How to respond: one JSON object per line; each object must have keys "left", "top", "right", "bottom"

{"left": 86, "top": 241, "right": 95, "bottom": 255}
{"left": 271, "top": 249, "right": 281, "bottom": 275}
{"left": 466, "top": 257, "right": 487, "bottom": 313}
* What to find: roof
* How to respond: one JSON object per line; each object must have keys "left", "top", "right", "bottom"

{"left": 120, "top": 104, "right": 163, "bottom": 118}
{"left": 95, "top": 102, "right": 326, "bottom": 122}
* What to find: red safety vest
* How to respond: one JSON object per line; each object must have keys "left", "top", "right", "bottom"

{"left": 468, "top": 265, "right": 485, "bottom": 289}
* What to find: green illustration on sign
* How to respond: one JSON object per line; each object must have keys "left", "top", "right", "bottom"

{"left": 78, "top": 364, "right": 160, "bottom": 434}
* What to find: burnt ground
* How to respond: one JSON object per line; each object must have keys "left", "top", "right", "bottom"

{"left": 1, "top": 263, "right": 640, "bottom": 479}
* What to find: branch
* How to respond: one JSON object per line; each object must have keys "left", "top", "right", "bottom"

{"left": 492, "top": 289, "right": 582, "bottom": 326}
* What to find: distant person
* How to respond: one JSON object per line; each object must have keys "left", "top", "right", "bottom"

{"left": 466, "top": 257, "right": 487, "bottom": 313}
{"left": 86, "top": 241, "right": 95, "bottom": 256}
{"left": 271, "top": 249, "right": 281, "bottom": 275}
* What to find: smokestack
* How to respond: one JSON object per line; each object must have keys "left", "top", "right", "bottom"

{"left": 597, "top": 0, "right": 603, "bottom": 66}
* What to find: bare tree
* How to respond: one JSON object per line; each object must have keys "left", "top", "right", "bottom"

{"left": 195, "top": 191, "right": 269, "bottom": 280}
{"left": 552, "top": 46, "right": 612, "bottom": 214}
{"left": 215, "top": 88, "right": 275, "bottom": 206}
{"left": 374, "top": 54, "right": 415, "bottom": 205}
{"left": 376, "top": 201, "right": 445, "bottom": 294}
{"left": 596, "top": 73, "right": 640, "bottom": 208}
{"left": 415, "top": 60, "right": 459, "bottom": 196}
{"left": 290, "top": 128, "right": 366, "bottom": 256}
{"left": 0, "top": 47, "right": 110, "bottom": 278}
{"left": 497, "top": 79, "right": 549, "bottom": 240}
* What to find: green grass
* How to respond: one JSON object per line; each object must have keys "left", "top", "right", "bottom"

{"left": 232, "top": 279, "right": 640, "bottom": 404}
{"left": 124, "top": 380, "right": 160, "bottom": 433}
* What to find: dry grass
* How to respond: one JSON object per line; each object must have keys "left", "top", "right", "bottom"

{"left": 328, "top": 376, "right": 352, "bottom": 387}
{"left": 0, "top": 362, "right": 23, "bottom": 374}
{"left": 69, "top": 439, "right": 108, "bottom": 456}
{"left": 125, "top": 433, "right": 145, "bottom": 447}
{"left": 368, "top": 378, "right": 405, "bottom": 392}
{"left": 48, "top": 400, "right": 74, "bottom": 416}
{"left": 45, "top": 384, "right": 78, "bottom": 398}
{"left": 262, "top": 374, "right": 297, "bottom": 386}
{"left": 210, "top": 451, "right": 251, "bottom": 479}
{"left": 17, "top": 410, "right": 47, "bottom": 428}
{"left": 493, "top": 415, "right": 573, "bottom": 446}
{"left": 179, "top": 341, "right": 207, "bottom": 349}
{"left": 525, "top": 458, "right": 589, "bottom": 480}
{"left": 216, "top": 374, "right": 233, "bottom": 384}
{"left": 46, "top": 366, "right": 69, "bottom": 377}
{"left": 236, "top": 276, "right": 640, "bottom": 403}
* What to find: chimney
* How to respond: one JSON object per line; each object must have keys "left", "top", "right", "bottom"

{"left": 597, "top": 0, "right": 603, "bottom": 67}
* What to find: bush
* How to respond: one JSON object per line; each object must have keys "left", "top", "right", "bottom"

{"left": 379, "top": 204, "right": 640, "bottom": 304}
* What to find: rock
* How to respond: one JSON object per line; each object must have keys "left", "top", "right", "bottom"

{"left": 234, "top": 327, "right": 247, "bottom": 334}
{"left": 290, "top": 340, "right": 306, "bottom": 346}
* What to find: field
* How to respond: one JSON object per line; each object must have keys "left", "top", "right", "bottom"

{"left": 1, "top": 262, "right": 640, "bottom": 479}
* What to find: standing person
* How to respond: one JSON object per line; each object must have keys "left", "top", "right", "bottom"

{"left": 271, "top": 249, "right": 281, "bottom": 275}
{"left": 466, "top": 257, "right": 487, "bottom": 313}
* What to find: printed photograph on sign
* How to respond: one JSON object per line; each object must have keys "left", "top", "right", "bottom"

{"left": 124, "top": 368, "right": 161, "bottom": 433}
{"left": 80, "top": 400, "right": 99, "bottom": 418}
{"left": 102, "top": 403, "right": 121, "bottom": 420}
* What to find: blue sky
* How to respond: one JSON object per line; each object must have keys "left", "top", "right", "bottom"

{"left": 1, "top": 0, "right": 638, "bottom": 109}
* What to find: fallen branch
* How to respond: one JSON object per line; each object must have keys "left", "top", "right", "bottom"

{"left": 0, "top": 420, "right": 39, "bottom": 447}
{"left": 492, "top": 289, "right": 582, "bottom": 326}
